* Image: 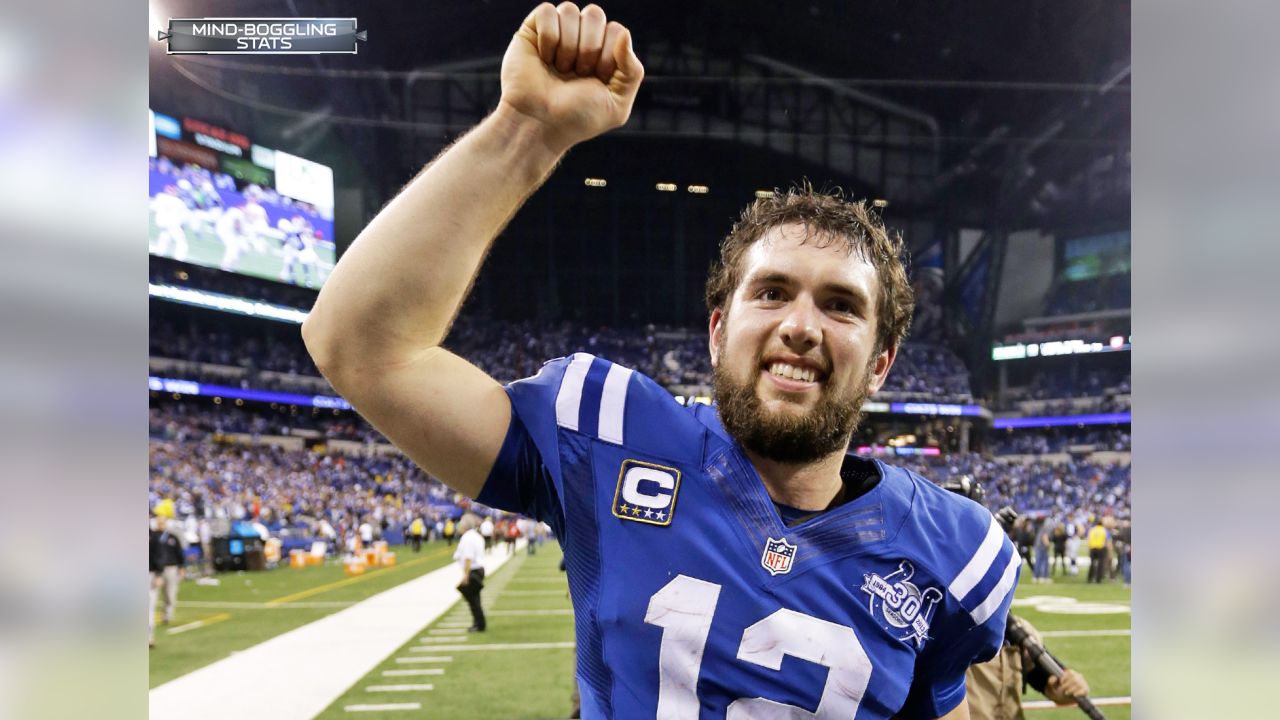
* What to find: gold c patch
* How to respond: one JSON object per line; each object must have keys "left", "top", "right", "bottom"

{"left": 611, "top": 459, "right": 681, "bottom": 526}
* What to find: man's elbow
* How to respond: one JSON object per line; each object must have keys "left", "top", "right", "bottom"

{"left": 301, "top": 314, "right": 343, "bottom": 383}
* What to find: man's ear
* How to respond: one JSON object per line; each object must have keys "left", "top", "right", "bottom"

{"left": 865, "top": 343, "right": 898, "bottom": 395}
{"left": 708, "top": 307, "right": 724, "bottom": 368}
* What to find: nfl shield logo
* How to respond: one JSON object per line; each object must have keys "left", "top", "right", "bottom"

{"left": 761, "top": 537, "right": 797, "bottom": 576}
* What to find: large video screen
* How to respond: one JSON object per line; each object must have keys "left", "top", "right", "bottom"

{"left": 148, "top": 109, "right": 336, "bottom": 290}
{"left": 1061, "top": 230, "right": 1130, "bottom": 282}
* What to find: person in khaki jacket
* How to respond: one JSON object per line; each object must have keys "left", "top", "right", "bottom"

{"left": 965, "top": 616, "right": 1090, "bottom": 720}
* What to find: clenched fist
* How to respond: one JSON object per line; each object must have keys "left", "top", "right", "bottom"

{"left": 499, "top": 3, "right": 644, "bottom": 153}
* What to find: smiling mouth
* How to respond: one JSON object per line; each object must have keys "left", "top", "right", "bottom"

{"left": 762, "top": 361, "right": 826, "bottom": 389}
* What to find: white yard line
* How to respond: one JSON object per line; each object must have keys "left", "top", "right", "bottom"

{"left": 180, "top": 601, "right": 355, "bottom": 610}
{"left": 394, "top": 656, "right": 452, "bottom": 664}
{"left": 414, "top": 642, "right": 575, "bottom": 652}
{"left": 166, "top": 613, "right": 230, "bottom": 635}
{"left": 343, "top": 703, "right": 421, "bottom": 712}
{"left": 1024, "top": 696, "right": 1130, "bottom": 709}
{"left": 366, "top": 684, "right": 434, "bottom": 692}
{"left": 382, "top": 669, "right": 444, "bottom": 677}
{"left": 1039, "top": 629, "right": 1131, "bottom": 638}
{"left": 419, "top": 636, "right": 468, "bottom": 644}
{"left": 488, "top": 609, "right": 573, "bottom": 616}
{"left": 426, "top": 628, "right": 466, "bottom": 635}
{"left": 505, "top": 578, "right": 569, "bottom": 584}
{"left": 150, "top": 546, "right": 515, "bottom": 720}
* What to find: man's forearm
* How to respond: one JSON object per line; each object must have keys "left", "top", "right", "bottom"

{"left": 303, "top": 103, "right": 567, "bottom": 382}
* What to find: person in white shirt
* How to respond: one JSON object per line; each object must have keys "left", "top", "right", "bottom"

{"left": 1065, "top": 519, "right": 1082, "bottom": 576}
{"left": 150, "top": 185, "right": 191, "bottom": 261}
{"left": 479, "top": 515, "right": 494, "bottom": 551}
{"left": 453, "top": 513, "right": 487, "bottom": 632}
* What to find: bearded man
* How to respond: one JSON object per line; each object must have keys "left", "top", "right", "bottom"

{"left": 302, "top": 5, "right": 1018, "bottom": 718}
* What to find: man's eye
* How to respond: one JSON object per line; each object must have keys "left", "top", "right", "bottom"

{"left": 758, "top": 288, "right": 784, "bottom": 302}
{"left": 828, "top": 299, "right": 855, "bottom": 314}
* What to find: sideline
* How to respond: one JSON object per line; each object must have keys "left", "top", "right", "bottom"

{"left": 166, "top": 613, "right": 231, "bottom": 635}
{"left": 150, "top": 543, "right": 517, "bottom": 720}
{"left": 265, "top": 546, "right": 451, "bottom": 606}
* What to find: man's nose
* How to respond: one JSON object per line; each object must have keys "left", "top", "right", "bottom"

{"left": 778, "top": 299, "right": 822, "bottom": 351}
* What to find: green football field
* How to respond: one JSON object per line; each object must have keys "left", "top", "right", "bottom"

{"left": 151, "top": 542, "right": 1130, "bottom": 719}
{"left": 149, "top": 212, "right": 334, "bottom": 289}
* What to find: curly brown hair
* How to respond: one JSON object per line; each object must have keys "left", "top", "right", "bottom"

{"left": 704, "top": 186, "right": 914, "bottom": 354}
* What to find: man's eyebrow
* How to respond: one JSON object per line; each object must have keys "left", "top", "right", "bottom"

{"left": 745, "top": 271, "right": 795, "bottom": 287}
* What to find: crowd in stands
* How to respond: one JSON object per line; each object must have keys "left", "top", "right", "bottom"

{"left": 1042, "top": 274, "right": 1130, "bottom": 316}
{"left": 991, "top": 368, "right": 1131, "bottom": 414}
{"left": 988, "top": 427, "right": 1131, "bottom": 456}
{"left": 877, "top": 344, "right": 972, "bottom": 401}
{"left": 896, "top": 452, "right": 1130, "bottom": 522}
{"left": 1016, "top": 367, "right": 1130, "bottom": 400}
{"left": 999, "top": 394, "right": 1131, "bottom": 416}
{"left": 150, "top": 312, "right": 974, "bottom": 401}
{"left": 149, "top": 434, "right": 1130, "bottom": 567}
{"left": 152, "top": 381, "right": 1132, "bottom": 534}
{"left": 151, "top": 403, "right": 384, "bottom": 444}
{"left": 149, "top": 438, "right": 462, "bottom": 556}
{"left": 150, "top": 319, "right": 318, "bottom": 378}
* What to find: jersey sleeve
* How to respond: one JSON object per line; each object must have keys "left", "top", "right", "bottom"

{"left": 899, "top": 512, "right": 1022, "bottom": 718}
{"left": 474, "top": 356, "right": 574, "bottom": 529}
{"left": 475, "top": 353, "right": 638, "bottom": 537}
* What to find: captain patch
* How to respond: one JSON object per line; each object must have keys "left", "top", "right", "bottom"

{"left": 611, "top": 459, "right": 681, "bottom": 526}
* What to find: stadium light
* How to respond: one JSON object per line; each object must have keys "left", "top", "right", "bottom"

{"left": 687, "top": 185, "right": 709, "bottom": 194}
{"left": 872, "top": 198, "right": 889, "bottom": 208}
{"left": 655, "top": 182, "right": 677, "bottom": 192}
{"left": 755, "top": 190, "right": 775, "bottom": 199}
{"left": 584, "top": 177, "right": 607, "bottom": 188}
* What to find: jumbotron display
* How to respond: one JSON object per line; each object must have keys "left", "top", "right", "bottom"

{"left": 148, "top": 109, "right": 336, "bottom": 290}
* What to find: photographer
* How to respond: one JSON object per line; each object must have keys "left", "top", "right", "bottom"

{"left": 965, "top": 615, "right": 1092, "bottom": 720}
{"left": 942, "top": 478, "right": 1100, "bottom": 720}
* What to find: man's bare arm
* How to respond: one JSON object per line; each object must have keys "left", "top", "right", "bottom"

{"left": 302, "top": 2, "right": 643, "bottom": 497}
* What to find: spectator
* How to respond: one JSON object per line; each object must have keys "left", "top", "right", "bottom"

{"left": 150, "top": 515, "right": 185, "bottom": 631}
{"left": 1087, "top": 518, "right": 1109, "bottom": 583}
{"left": 453, "top": 513, "right": 487, "bottom": 633}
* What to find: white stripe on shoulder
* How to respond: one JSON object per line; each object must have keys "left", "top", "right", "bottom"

{"left": 554, "top": 354, "right": 594, "bottom": 431}
{"left": 970, "top": 552, "right": 1021, "bottom": 625}
{"left": 947, "top": 515, "right": 1005, "bottom": 601}
{"left": 597, "top": 364, "right": 633, "bottom": 445}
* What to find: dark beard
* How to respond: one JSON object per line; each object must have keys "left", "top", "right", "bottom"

{"left": 713, "top": 350, "right": 875, "bottom": 464}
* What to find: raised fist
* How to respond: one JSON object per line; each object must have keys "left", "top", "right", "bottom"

{"left": 499, "top": 3, "right": 644, "bottom": 152}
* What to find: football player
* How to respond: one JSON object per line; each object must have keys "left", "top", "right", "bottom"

{"left": 216, "top": 192, "right": 268, "bottom": 273}
{"left": 303, "top": 5, "right": 1018, "bottom": 718}
{"left": 150, "top": 184, "right": 191, "bottom": 262}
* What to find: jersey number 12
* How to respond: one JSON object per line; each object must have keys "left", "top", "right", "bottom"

{"left": 645, "top": 574, "right": 872, "bottom": 718}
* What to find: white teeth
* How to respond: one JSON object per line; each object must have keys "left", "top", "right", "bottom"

{"left": 768, "top": 363, "right": 816, "bottom": 383}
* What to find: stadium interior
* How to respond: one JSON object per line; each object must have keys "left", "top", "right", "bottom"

{"left": 148, "top": 1, "right": 1130, "bottom": 718}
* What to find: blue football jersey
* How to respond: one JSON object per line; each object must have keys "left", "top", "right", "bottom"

{"left": 478, "top": 354, "right": 1020, "bottom": 719}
